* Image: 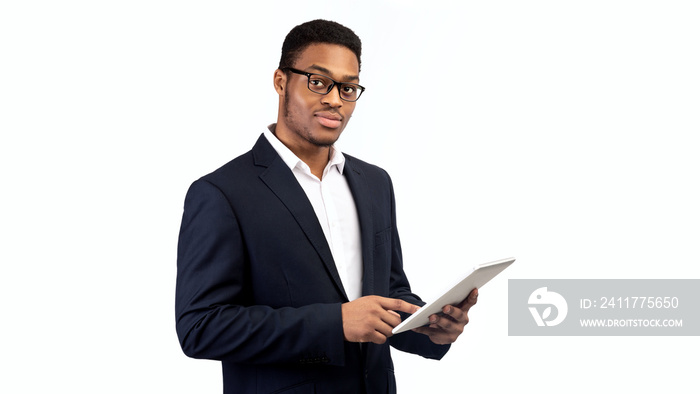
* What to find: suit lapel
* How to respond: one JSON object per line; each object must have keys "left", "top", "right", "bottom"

{"left": 252, "top": 135, "right": 349, "bottom": 301}
{"left": 343, "top": 157, "right": 375, "bottom": 296}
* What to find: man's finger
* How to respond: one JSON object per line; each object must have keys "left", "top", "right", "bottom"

{"left": 378, "top": 297, "right": 420, "bottom": 315}
{"left": 459, "top": 288, "right": 479, "bottom": 312}
{"left": 382, "top": 309, "right": 402, "bottom": 328}
{"left": 375, "top": 321, "right": 396, "bottom": 339}
{"left": 441, "top": 304, "right": 467, "bottom": 324}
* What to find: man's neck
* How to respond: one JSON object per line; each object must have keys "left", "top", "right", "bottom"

{"left": 271, "top": 125, "right": 330, "bottom": 179}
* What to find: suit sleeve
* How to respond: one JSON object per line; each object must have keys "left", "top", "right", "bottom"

{"left": 175, "top": 179, "right": 346, "bottom": 366}
{"left": 383, "top": 173, "right": 451, "bottom": 359}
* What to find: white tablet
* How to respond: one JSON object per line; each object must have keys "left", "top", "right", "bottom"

{"left": 392, "top": 257, "right": 515, "bottom": 334}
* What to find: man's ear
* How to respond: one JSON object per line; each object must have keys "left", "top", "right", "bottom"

{"left": 273, "top": 69, "right": 287, "bottom": 95}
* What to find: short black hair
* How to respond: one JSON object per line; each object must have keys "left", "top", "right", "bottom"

{"left": 279, "top": 19, "right": 362, "bottom": 71}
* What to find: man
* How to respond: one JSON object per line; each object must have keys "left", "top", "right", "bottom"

{"left": 175, "top": 19, "right": 478, "bottom": 393}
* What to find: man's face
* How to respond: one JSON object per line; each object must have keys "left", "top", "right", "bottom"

{"left": 276, "top": 43, "right": 360, "bottom": 149}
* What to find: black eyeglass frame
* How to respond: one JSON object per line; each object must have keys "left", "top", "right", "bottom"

{"left": 282, "top": 67, "right": 366, "bottom": 102}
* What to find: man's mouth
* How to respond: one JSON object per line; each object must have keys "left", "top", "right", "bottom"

{"left": 314, "top": 112, "right": 343, "bottom": 129}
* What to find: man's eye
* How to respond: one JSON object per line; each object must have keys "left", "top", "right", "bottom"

{"left": 310, "top": 78, "right": 327, "bottom": 87}
{"left": 342, "top": 85, "right": 357, "bottom": 93}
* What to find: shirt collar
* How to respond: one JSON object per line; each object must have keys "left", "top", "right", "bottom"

{"left": 264, "top": 124, "right": 346, "bottom": 175}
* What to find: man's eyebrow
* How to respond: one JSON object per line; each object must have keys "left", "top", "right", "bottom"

{"left": 307, "top": 64, "right": 359, "bottom": 82}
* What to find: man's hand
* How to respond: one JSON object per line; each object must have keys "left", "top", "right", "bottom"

{"left": 341, "top": 296, "right": 420, "bottom": 344}
{"left": 412, "top": 288, "right": 479, "bottom": 345}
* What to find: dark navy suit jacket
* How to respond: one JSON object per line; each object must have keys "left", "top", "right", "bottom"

{"left": 176, "top": 135, "right": 449, "bottom": 393}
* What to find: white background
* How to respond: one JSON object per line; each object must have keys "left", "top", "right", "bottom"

{"left": 1, "top": 1, "right": 698, "bottom": 393}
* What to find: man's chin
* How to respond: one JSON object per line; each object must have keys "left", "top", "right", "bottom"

{"left": 309, "top": 138, "right": 337, "bottom": 148}
{"left": 309, "top": 128, "right": 343, "bottom": 147}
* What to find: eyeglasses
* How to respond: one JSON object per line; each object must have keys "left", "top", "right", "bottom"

{"left": 283, "top": 67, "right": 365, "bottom": 102}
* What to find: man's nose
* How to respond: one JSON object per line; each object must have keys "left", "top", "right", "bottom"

{"left": 321, "top": 85, "right": 344, "bottom": 107}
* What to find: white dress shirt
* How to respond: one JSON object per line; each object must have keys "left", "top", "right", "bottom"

{"left": 264, "top": 125, "right": 363, "bottom": 301}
